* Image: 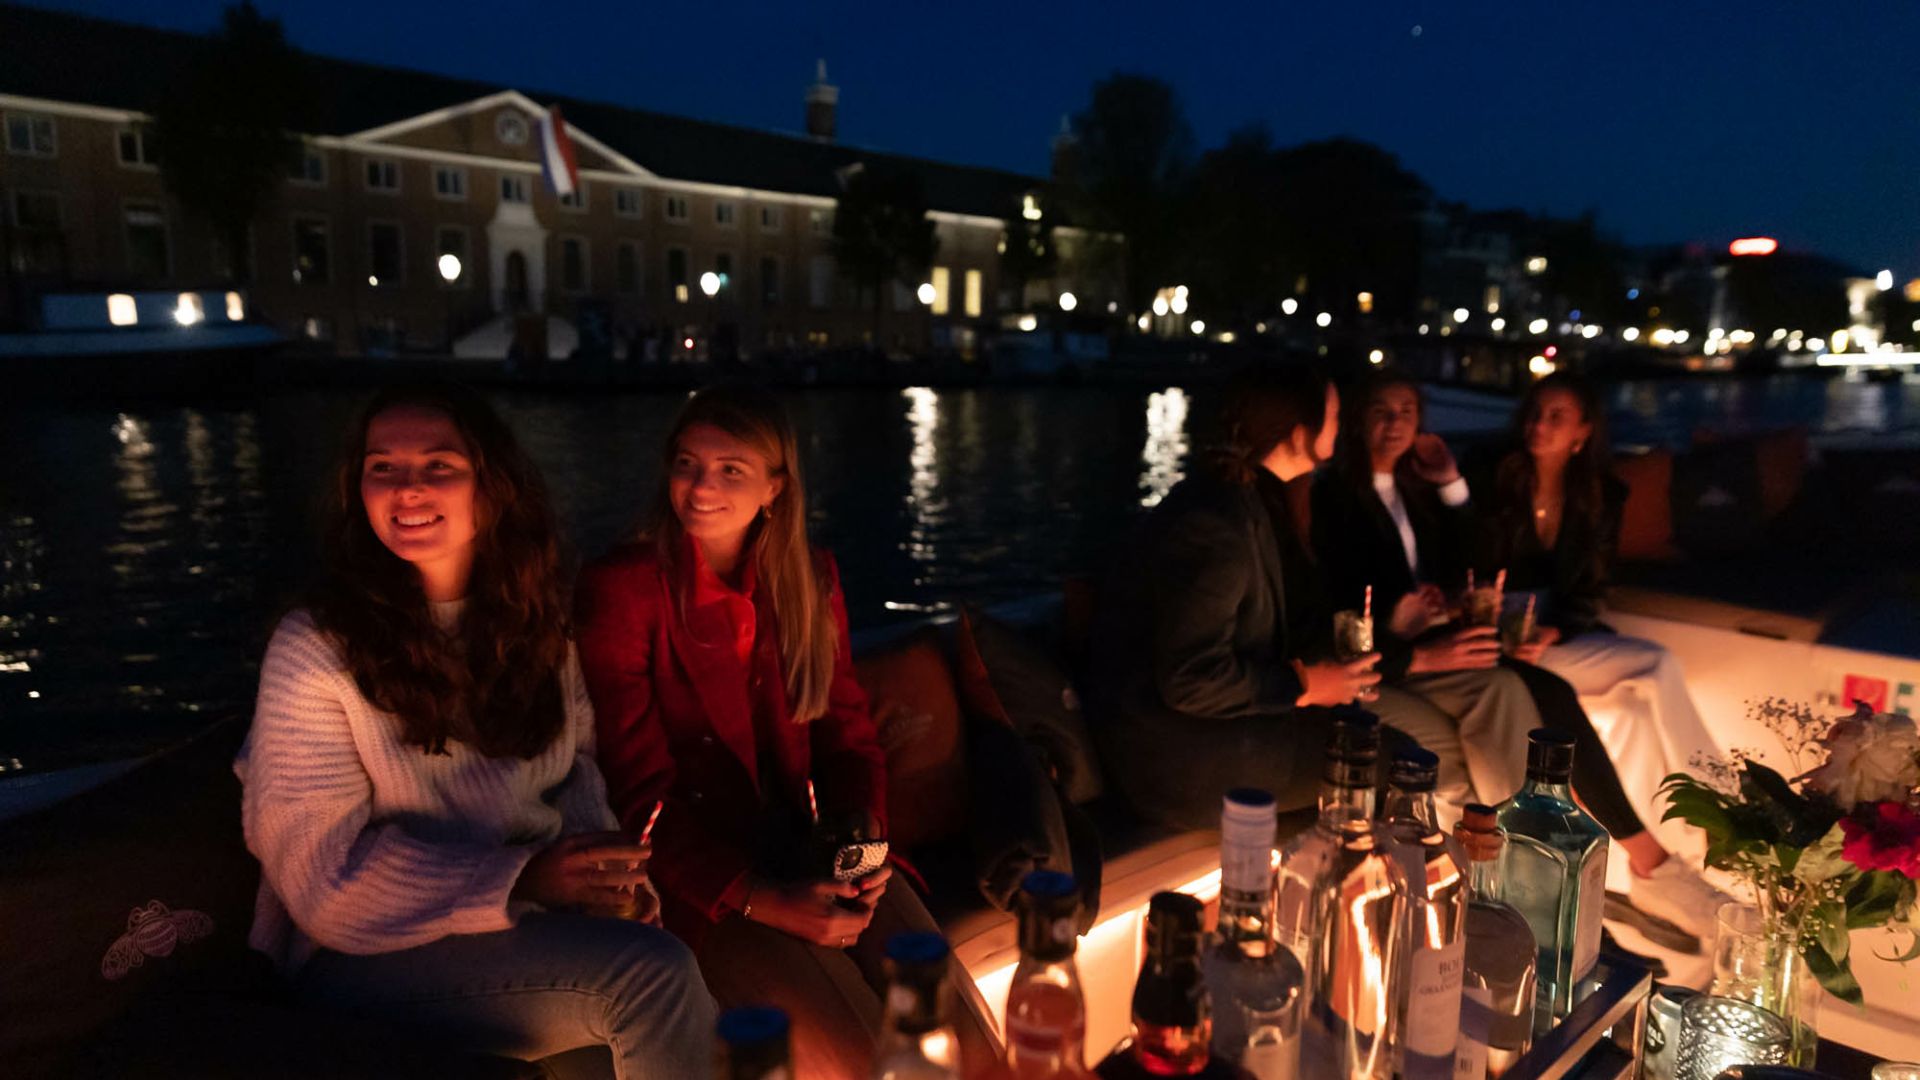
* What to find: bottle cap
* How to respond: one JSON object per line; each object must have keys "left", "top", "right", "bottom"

{"left": 1221, "top": 788, "right": 1278, "bottom": 843}
{"left": 1524, "top": 729, "right": 1576, "bottom": 783}
{"left": 884, "top": 931, "right": 950, "bottom": 967}
{"left": 1018, "top": 871, "right": 1081, "bottom": 962}
{"left": 1388, "top": 748, "right": 1439, "bottom": 792}
{"left": 717, "top": 1005, "right": 789, "bottom": 1046}
{"left": 1454, "top": 802, "right": 1505, "bottom": 862}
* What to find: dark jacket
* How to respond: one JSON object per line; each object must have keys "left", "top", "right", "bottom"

{"left": 1310, "top": 469, "right": 1473, "bottom": 678}
{"left": 1470, "top": 465, "right": 1628, "bottom": 639}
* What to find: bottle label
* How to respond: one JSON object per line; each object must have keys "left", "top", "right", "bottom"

{"left": 1006, "top": 1014, "right": 1081, "bottom": 1056}
{"left": 1453, "top": 985, "right": 1491, "bottom": 1080}
{"left": 1240, "top": 1038, "right": 1294, "bottom": 1080}
{"left": 1404, "top": 939, "right": 1465, "bottom": 1078}
{"left": 1223, "top": 841, "right": 1273, "bottom": 895}
{"left": 1570, "top": 846, "right": 1607, "bottom": 984}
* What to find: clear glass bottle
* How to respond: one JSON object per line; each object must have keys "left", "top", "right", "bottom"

{"left": 1202, "top": 789, "right": 1304, "bottom": 1079}
{"left": 1495, "top": 730, "right": 1608, "bottom": 1034}
{"left": 1454, "top": 804, "right": 1537, "bottom": 1079}
{"left": 1095, "top": 892, "right": 1254, "bottom": 1079}
{"left": 1002, "top": 870, "right": 1092, "bottom": 1080}
{"left": 716, "top": 1005, "right": 792, "bottom": 1080}
{"left": 1383, "top": 749, "right": 1468, "bottom": 1080}
{"left": 873, "top": 932, "right": 963, "bottom": 1080}
{"left": 1276, "top": 714, "right": 1408, "bottom": 1080}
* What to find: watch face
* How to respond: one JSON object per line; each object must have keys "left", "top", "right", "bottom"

{"left": 496, "top": 111, "right": 529, "bottom": 147}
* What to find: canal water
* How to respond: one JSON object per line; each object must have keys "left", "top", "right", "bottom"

{"left": 3, "top": 373, "right": 1916, "bottom": 771}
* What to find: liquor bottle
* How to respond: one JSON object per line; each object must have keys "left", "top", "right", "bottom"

{"left": 1201, "top": 788, "right": 1303, "bottom": 1080}
{"left": 1001, "top": 870, "right": 1092, "bottom": 1079}
{"left": 716, "top": 1005, "right": 792, "bottom": 1080}
{"left": 1383, "top": 749, "right": 1468, "bottom": 1080}
{"left": 1495, "top": 730, "right": 1607, "bottom": 1034}
{"left": 1095, "top": 892, "right": 1254, "bottom": 1079}
{"left": 873, "top": 932, "right": 962, "bottom": 1080}
{"left": 1453, "top": 805, "right": 1537, "bottom": 1078}
{"left": 1275, "top": 715, "right": 1408, "bottom": 1080}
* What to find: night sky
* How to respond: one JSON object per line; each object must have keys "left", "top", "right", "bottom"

{"left": 34, "top": 0, "right": 1920, "bottom": 276}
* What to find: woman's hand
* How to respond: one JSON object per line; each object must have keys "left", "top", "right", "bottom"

{"left": 512, "top": 832, "right": 654, "bottom": 919}
{"left": 1408, "top": 433, "right": 1462, "bottom": 486}
{"left": 1388, "top": 585, "right": 1451, "bottom": 640}
{"left": 1293, "top": 656, "right": 1382, "bottom": 707}
{"left": 744, "top": 877, "right": 878, "bottom": 948}
{"left": 1508, "top": 624, "right": 1561, "bottom": 664}
{"left": 1409, "top": 626, "right": 1502, "bottom": 674}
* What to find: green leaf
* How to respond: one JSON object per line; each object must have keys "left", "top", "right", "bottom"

{"left": 1814, "top": 903, "right": 1851, "bottom": 963}
{"left": 1803, "top": 941, "right": 1864, "bottom": 1005}
{"left": 1793, "top": 825, "right": 1852, "bottom": 886}
{"left": 1846, "top": 872, "right": 1909, "bottom": 929}
{"left": 1875, "top": 929, "right": 1920, "bottom": 965}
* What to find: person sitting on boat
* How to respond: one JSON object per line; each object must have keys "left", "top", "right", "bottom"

{"left": 1088, "top": 364, "right": 1492, "bottom": 829}
{"left": 1472, "top": 373, "right": 1728, "bottom": 921}
{"left": 1316, "top": 368, "right": 1731, "bottom": 946}
{"left": 235, "top": 382, "right": 714, "bottom": 1079}
{"left": 575, "top": 383, "right": 997, "bottom": 1078}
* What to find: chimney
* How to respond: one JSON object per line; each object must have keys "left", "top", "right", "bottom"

{"left": 1049, "top": 114, "right": 1078, "bottom": 183}
{"left": 806, "top": 59, "right": 838, "bottom": 142}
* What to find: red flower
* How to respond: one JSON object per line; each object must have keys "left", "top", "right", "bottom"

{"left": 1840, "top": 801, "right": 1920, "bottom": 879}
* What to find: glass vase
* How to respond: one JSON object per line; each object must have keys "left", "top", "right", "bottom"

{"left": 1709, "top": 903, "right": 1821, "bottom": 1068}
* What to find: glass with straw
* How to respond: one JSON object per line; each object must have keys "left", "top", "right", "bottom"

{"left": 1333, "top": 584, "right": 1378, "bottom": 703}
{"left": 1463, "top": 569, "right": 1505, "bottom": 629}
{"left": 1500, "top": 593, "right": 1537, "bottom": 656}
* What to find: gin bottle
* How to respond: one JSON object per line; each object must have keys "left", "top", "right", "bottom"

{"left": 1000, "top": 871, "right": 1092, "bottom": 1079}
{"left": 1275, "top": 715, "right": 1408, "bottom": 1080}
{"left": 1383, "top": 749, "right": 1468, "bottom": 1080}
{"left": 1202, "top": 789, "right": 1304, "bottom": 1079}
{"left": 1095, "top": 892, "right": 1254, "bottom": 1079}
{"left": 873, "top": 932, "right": 962, "bottom": 1079}
{"left": 1495, "top": 731, "right": 1607, "bottom": 1034}
{"left": 1453, "top": 804, "right": 1537, "bottom": 1079}
{"left": 716, "top": 1006, "right": 792, "bottom": 1080}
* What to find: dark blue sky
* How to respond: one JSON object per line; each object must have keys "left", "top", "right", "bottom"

{"left": 43, "top": 0, "right": 1920, "bottom": 275}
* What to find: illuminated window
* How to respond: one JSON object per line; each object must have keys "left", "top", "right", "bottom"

{"left": 107, "top": 294, "right": 137, "bottom": 326}
{"left": 173, "top": 293, "right": 204, "bottom": 326}
{"left": 714, "top": 253, "right": 733, "bottom": 291}
{"left": 929, "top": 267, "right": 951, "bottom": 316}
{"left": 667, "top": 247, "right": 689, "bottom": 302}
{"left": 964, "top": 269, "right": 982, "bottom": 318}
{"left": 225, "top": 292, "right": 245, "bottom": 321}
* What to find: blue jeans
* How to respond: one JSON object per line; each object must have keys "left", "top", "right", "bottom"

{"left": 295, "top": 912, "right": 716, "bottom": 1080}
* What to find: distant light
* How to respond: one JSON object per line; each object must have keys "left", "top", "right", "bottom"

{"left": 1058, "top": 291, "right": 1078, "bottom": 312}
{"left": 1651, "top": 328, "right": 1675, "bottom": 346}
{"left": 1912, "top": 319, "right": 1920, "bottom": 333}
{"left": 1528, "top": 318, "right": 1548, "bottom": 334}
{"left": 1558, "top": 322, "right": 1573, "bottom": 335}
{"left": 1526, "top": 256, "right": 1548, "bottom": 275}
{"left": 1452, "top": 307, "right": 1469, "bottom": 323}
{"left": 225, "top": 291, "right": 245, "bottom": 321}
{"left": 1021, "top": 193, "right": 1042, "bottom": 221}
{"left": 1281, "top": 298, "right": 1299, "bottom": 316}
{"left": 1489, "top": 317, "right": 1507, "bottom": 332}
{"left": 173, "top": 293, "right": 204, "bottom": 326}
{"left": 1217, "top": 330, "right": 1236, "bottom": 343}
{"left": 1708, "top": 327, "right": 1725, "bottom": 339}
{"left": 1622, "top": 327, "right": 1641, "bottom": 342}
{"left": 1418, "top": 324, "right": 1430, "bottom": 335}
{"left": 1410, "top": 24, "right": 1423, "bottom": 36}
{"left": 1807, "top": 336, "right": 1826, "bottom": 352}
{"left": 1832, "top": 329, "right": 1850, "bottom": 352}
{"left": 1170, "top": 295, "right": 1189, "bottom": 315}
{"left": 917, "top": 282, "right": 937, "bottom": 305}
{"left": 1174, "top": 284, "right": 1189, "bottom": 298}
{"left": 1581, "top": 325, "right": 1600, "bottom": 339}
{"left": 1672, "top": 329, "right": 1691, "bottom": 344}
{"left": 437, "top": 253, "right": 462, "bottom": 283}
{"left": 1018, "top": 314, "right": 1039, "bottom": 332}
{"left": 1136, "top": 314, "right": 1151, "bottom": 331}
{"left": 1729, "top": 237, "right": 1778, "bottom": 257}
{"left": 1569, "top": 309, "right": 1582, "bottom": 321}
{"left": 699, "top": 271, "right": 721, "bottom": 297}
{"left": 107, "top": 294, "right": 137, "bottom": 327}
{"left": 1627, "top": 288, "right": 1641, "bottom": 300}
{"left": 1357, "top": 291, "right": 1374, "bottom": 313}
{"left": 1190, "top": 319, "right": 1206, "bottom": 335}
{"left": 1368, "top": 349, "right": 1385, "bottom": 365}
{"left": 1875, "top": 269, "right": 1894, "bottom": 291}
{"left": 1255, "top": 322, "right": 1268, "bottom": 333}
{"left": 683, "top": 336, "right": 695, "bottom": 350}
{"left": 1787, "top": 338, "right": 1803, "bottom": 351}
{"left": 367, "top": 275, "right": 379, "bottom": 287}
{"left": 1544, "top": 345, "right": 1558, "bottom": 358}
{"left": 1907, "top": 280, "right": 1920, "bottom": 304}
{"left": 1107, "top": 301, "right": 1118, "bottom": 313}
{"left": 1315, "top": 311, "right": 1332, "bottom": 328}
{"left": 1152, "top": 296, "right": 1170, "bottom": 317}
{"left": 1528, "top": 355, "right": 1555, "bottom": 376}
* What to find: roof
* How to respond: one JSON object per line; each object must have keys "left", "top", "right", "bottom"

{"left": 0, "top": 3, "right": 1043, "bottom": 218}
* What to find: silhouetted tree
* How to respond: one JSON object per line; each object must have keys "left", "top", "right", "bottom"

{"left": 152, "top": 3, "right": 319, "bottom": 283}
{"left": 1070, "top": 74, "right": 1193, "bottom": 314}
{"left": 831, "top": 163, "right": 938, "bottom": 342}
{"left": 1182, "top": 126, "right": 1289, "bottom": 327}
{"left": 1267, "top": 138, "right": 1430, "bottom": 321}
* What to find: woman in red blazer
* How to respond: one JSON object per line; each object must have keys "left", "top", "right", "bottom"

{"left": 576, "top": 383, "right": 995, "bottom": 1077}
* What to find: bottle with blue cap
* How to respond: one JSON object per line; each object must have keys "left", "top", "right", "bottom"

{"left": 1202, "top": 788, "right": 1302, "bottom": 1079}
{"left": 873, "top": 932, "right": 962, "bottom": 1079}
{"left": 1497, "top": 729, "right": 1608, "bottom": 1034}
{"left": 716, "top": 1005, "right": 791, "bottom": 1080}
{"left": 995, "top": 870, "right": 1091, "bottom": 1078}
{"left": 1382, "top": 748, "right": 1468, "bottom": 1080}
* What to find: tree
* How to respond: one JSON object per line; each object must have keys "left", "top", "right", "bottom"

{"left": 831, "top": 163, "right": 938, "bottom": 342}
{"left": 1070, "top": 74, "right": 1193, "bottom": 314}
{"left": 1182, "top": 126, "right": 1289, "bottom": 327}
{"left": 1267, "top": 138, "right": 1430, "bottom": 321}
{"left": 1534, "top": 212, "right": 1628, "bottom": 324}
{"left": 152, "top": 3, "right": 320, "bottom": 283}
{"left": 999, "top": 192, "right": 1057, "bottom": 311}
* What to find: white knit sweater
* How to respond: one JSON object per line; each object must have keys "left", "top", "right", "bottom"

{"left": 235, "top": 606, "right": 619, "bottom": 974}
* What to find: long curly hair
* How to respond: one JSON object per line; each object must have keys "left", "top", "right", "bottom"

{"left": 1333, "top": 367, "right": 1432, "bottom": 496}
{"left": 642, "top": 383, "right": 838, "bottom": 723}
{"left": 1493, "top": 371, "right": 1612, "bottom": 540}
{"left": 307, "top": 382, "right": 569, "bottom": 758}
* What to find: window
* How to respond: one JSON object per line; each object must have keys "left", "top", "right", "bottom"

{"left": 367, "top": 223, "right": 403, "bottom": 286}
{"left": 667, "top": 248, "right": 689, "bottom": 302}
{"left": 664, "top": 195, "right": 689, "bottom": 222}
{"left": 809, "top": 208, "right": 831, "bottom": 236}
{"left": 5, "top": 112, "right": 56, "bottom": 157}
{"left": 559, "top": 183, "right": 587, "bottom": 212}
{"left": 9, "top": 192, "right": 64, "bottom": 276}
{"left": 123, "top": 203, "right": 169, "bottom": 278}
{"left": 964, "top": 269, "right": 983, "bottom": 318}
{"left": 760, "top": 256, "right": 780, "bottom": 307}
{"left": 365, "top": 159, "right": 400, "bottom": 192}
{"left": 715, "top": 201, "right": 737, "bottom": 227}
{"left": 809, "top": 255, "right": 832, "bottom": 309}
{"left": 436, "top": 228, "right": 469, "bottom": 287}
{"left": 291, "top": 148, "right": 326, "bottom": 185}
{"left": 292, "top": 217, "right": 329, "bottom": 284}
{"left": 616, "top": 242, "right": 641, "bottom": 295}
{"left": 500, "top": 175, "right": 530, "bottom": 204}
{"left": 615, "top": 188, "right": 643, "bottom": 218}
{"left": 433, "top": 166, "right": 467, "bottom": 200}
{"left": 929, "top": 266, "right": 951, "bottom": 316}
{"left": 560, "top": 237, "right": 587, "bottom": 292}
{"left": 117, "top": 126, "right": 156, "bottom": 167}
{"left": 759, "top": 205, "right": 783, "bottom": 231}
{"left": 714, "top": 253, "right": 733, "bottom": 292}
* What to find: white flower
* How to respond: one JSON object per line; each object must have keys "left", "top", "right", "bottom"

{"left": 1805, "top": 708, "right": 1920, "bottom": 807}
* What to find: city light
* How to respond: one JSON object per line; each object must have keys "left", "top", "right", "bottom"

{"left": 1152, "top": 296, "right": 1170, "bottom": 317}
{"left": 1137, "top": 314, "right": 1151, "bottom": 331}
{"left": 1729, "top": 237, "right": 1778, "bottom": 256}
{"left": 1528, "top": 318, "right": 1548, "bottom": 334}
{"left": 1281, "top": 298, "right": 1299, "bottom": 316}
{"left": 1581, "top": 325, "right": 1601, "bottom": 339}
{"left": 1217, "top": 331, "right": 1235, "bottom": 343}
{"left": 1832, "top": 329, "right": 1851, "bottom": 352}
{"left": 1418, "top": 324, "right": 1430, "bottom": 335}
{"left": 1315, "top": 312, "right": 1332, "bottom": 328}
{"left": 1255, "top": 322, "right": 1268, "bottom": 333}
{"left": 437, "top": 254, "right": 463, "bottom": 283}
{"left": 1807, "top": 336, "right": 1827, "bottom": 352}
{"left": 699, "top": 272, "right": 722, "bottom": 297}
{"left": 1368, "top": 349, "right": 1385, "bottom": 364}
{"left": 1672, "top": 330, "right": 1691, "bottom": 344}
{"left": 1453, "top": 307, "right": 1469, "bottom": 323}
{"left": 1622, "top": 327, "right": 1641, "bottom": 342}
{"left": 1190, "top": 320, "right": 1206, "bottom": 335}
{"left": 1018, "top": 314, "right": 1039, "bottom": 332}
{"left": 1170, "top": 294, "right": 1189, "bottom": 315}
{"left": 1526, "top": 256, "right": 1548, "bottom": 275}
{"left": 173, "top": 293, "right": 204, "bottom": 326}
{"left": 106, "top": 294, "right": 137, "bottom": 327}
{"left": 1058, "top": 291, "right": 1077, "bottom": 312}
{"left": 1529, "top": 355, "right": 1555, "bottom": 376}
{"left": 1876, "top": 270, "right": 1894, "bottom": 292}
{"left": 1490, "top": 317, "right": 1507, "bottom": 332}
{"left": 225, "top": 292, "right": 245, "bottom": 321}
{"left": 1357, "top": 291, "right": 1374, "bottom": 313}
{"left": 917, "top": 282, "right": 937, "bottom": 305}
{"left": 367, "top": 275, "right": 379, "bottom": 287}
{"left": 1651, "top": 328, "right": 1676, "bottom": 346}
{"left": 683, "top": 336, "right": 695, "bottom": 350}
{"left": 1021, "top": 193, "right": 1042, "bottom": 221}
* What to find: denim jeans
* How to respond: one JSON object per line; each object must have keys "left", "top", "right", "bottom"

{"left": 295, "top": 912, "right": 716, "bottom": 1080}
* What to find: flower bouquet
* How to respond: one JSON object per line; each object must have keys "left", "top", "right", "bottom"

{"left": 1660, "top": 699, "right": 1920, "bottom": 1006}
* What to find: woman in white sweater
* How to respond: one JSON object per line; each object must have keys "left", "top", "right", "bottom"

{"left": 235, "top": 383, "right": 713, "bottom": 1078}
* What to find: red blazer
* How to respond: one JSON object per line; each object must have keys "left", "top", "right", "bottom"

{"left": 575, "top": 538, "right": 886, "bottom": 944}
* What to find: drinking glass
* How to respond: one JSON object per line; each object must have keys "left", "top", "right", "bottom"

{"left": 1332, "top": 609, "right": 1377, "bottom": 702}
{"left": 1498, "top": 600, "right": 1535, "bottom": 655}
{"left": 1462, "top": 586, "right": 1502, "bottom": 629}
{"left": 1711, "top": 902, "right": 1819, "bottom": 1065}
{"left": 1674, "top": 995, "right": 1790, "bottom": 1080}
{"left": 1871, "top": 1065, "right": 1920, "bottom": 1080}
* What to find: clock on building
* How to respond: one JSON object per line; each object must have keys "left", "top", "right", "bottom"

{"left": 495, "top": 111, "right": 529, "bottom": 147}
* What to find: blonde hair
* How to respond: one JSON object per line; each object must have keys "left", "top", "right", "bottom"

{"left": 647, "top": 384, "right": 838, "bottom": 722}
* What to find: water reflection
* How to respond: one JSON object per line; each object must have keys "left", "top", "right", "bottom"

{"left": 1140, "top": 387, "right": 1190, "bottom": 507}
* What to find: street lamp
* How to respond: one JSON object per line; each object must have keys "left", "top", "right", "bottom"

{"left": 437, "top": 254, "right": 462, "bottom": 355}
{"left": 917, "top": 282, "right": 936, "bottom": 306}
{"left": 1058, "top": 291, "right": 1077, "bottom": 312}
{"left": 699, "top": 272, "right": 721, "bottom": 298}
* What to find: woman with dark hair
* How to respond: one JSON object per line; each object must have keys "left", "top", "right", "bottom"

{"left": 1476, "top": 373, "right": 1723, "bottom": 884}
{"left": 236, "top": 382, "right": 713, "bottom": 1079}
{"left": 1088, "top": 365, "right": 1491, "bottom": 829}
{"left": 576, "top": 383, "right": 996, "bottom": 1077}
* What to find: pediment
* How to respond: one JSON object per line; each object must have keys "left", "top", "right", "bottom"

{"left": 348, "top": 90, "right": 644, "bottom": 176}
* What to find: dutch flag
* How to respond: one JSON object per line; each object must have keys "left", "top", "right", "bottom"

{"left": 537, "top": 105, "right": 580, "bottom": 198}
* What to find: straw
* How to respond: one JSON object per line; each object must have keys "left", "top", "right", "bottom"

{"left": 1363, "top": 584, "right": 1372, "bottom": 621}
{"left": 807, "top": 779, "right": 819, "bottom": 824}
{"left": 1494, "top": 568, "right": 1507, "bottom": 593}
{"left": 639, "top": 801, "right": 664, "bottom": 845}
{"left": 1525, "top": 593, "right": 1537, "bottom": 621}
{"left": 1466, "top": 569, "right": 1476, "bottom": 593}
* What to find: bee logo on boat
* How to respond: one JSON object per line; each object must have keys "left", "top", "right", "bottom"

{"left": 100, "top": 900, "right": 214, "bottom": 980}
